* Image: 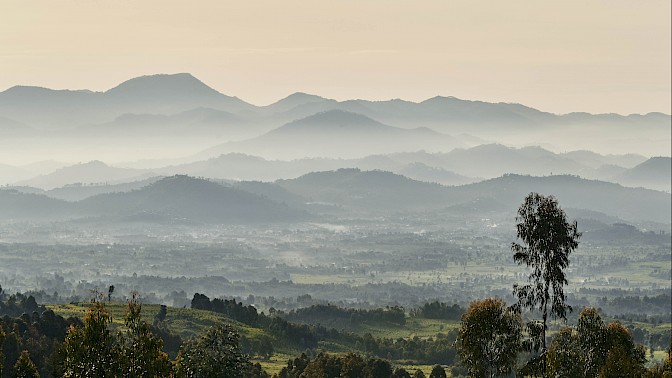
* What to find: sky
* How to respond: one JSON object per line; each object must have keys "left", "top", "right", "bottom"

{"left": 1, "top": 1, "right": 670, "bottom": 115}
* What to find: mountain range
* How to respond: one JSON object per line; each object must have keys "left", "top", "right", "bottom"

{"left": 1, "top": 172, "right": 668, "bottom": 226}
{"left": 3, "top": 148, "right": 669, "bottom": 193}
{"left": 0, "top": 175, "right": 307, "bottom": 223}
{"left": 0, "top": 73, "right": 669, "bottom": 161}
{"left": 275, "top": 169, "right": 671, "bottom": 224}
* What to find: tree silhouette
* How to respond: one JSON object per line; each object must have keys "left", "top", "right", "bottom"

{"left": 12, "top": 351, "right": 39, "bottom": 378}
{"left": 511, "top": 192, "right": 580, "bottom": 370}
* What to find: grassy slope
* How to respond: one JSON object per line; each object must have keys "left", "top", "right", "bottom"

{"left": 48, "top": 302, "right": 458, "bottom": 376}
{"left": 49, "top": 302, "right": 670, "bottom": 374}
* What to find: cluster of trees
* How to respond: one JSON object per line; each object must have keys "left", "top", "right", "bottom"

{"left": 456, "top": 299, "right": 672, "bottom": 377}
{"left": 283, "top": 304, "right": 406, "bottom": 327}
{"left": 0, "top": 295, "right": 269, "bottom": 378}
{"left": 191, "top": 293, "right": 319, "bottom": 350}
{"left": 191, "top": 294, "right": 259, "bottom": 326}
{"left": 275, "top": 352, "right": 448, "bottom": 378}
{"left": 0, "top": 309, "right": 80, "bottom": 377}
{"left": 408, "top": 301, "right": 463, "bottom": 320}
{"left": 0, "top": 290, "right": 44, "bottom": 318}
{"left": 454, "top": 193, "right": 672, "bottom": 377}
{"left": 191, "top": 292, "right": 459, "bottom": 366}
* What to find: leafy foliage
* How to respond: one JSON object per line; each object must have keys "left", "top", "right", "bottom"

{"left": 546, "top": 328, "right": 584, "bottom": 377}
{"left": 118, "top": 294, "right": 173, "bottom": 377}
{"left": 511, "top": 192, "right": 581, "bottom": 373}
{"left": 456, "top": 298, "right": 521, "bottom": 378}
{"left": 276, "top": 352, "right": 393, "bottom": 378}
{"left": 409, "top": 301, "right": 463, "bottom": 321}
{"left": 11, "top": 351, "right": 39, "bottom": 378}
{"left": 428, "top": 365, "right": 446, "bottom": 378}
{"left": 284, "top": 304, "right": 406, "bottom": 327}
{"left": 174, "top": 324, "right": 251, "bottom": 378}
{"left": 61, "top": 301, "right": 120, "bottom": 378}
{"left": 546, "top": 307, "right": 649, "bottom": 378}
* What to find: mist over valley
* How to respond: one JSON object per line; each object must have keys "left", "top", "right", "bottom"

{"left": 0, "top": 73, "right": 670, "bottom": 376}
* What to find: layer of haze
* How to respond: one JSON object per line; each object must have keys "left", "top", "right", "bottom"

{"left": 1, "top": 1, "right": 670, "bottom": 115}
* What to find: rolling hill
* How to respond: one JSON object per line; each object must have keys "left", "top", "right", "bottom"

{"left": 196, "top": 110, "right": 462, "bottom": 160}
{"left": 0, "top": 176, "right": 309, "bottom": 223}
{"left": 76, "top": 175, "right": 309, "bottom": 223}
{"left": 276, "top": 169, "right": 671, "bottom": 224}
{"left": 614, "top": 157, "right": 671, "bottom": 192}
{"left": 15, "top": 161, "right": 151, "bottom": 190}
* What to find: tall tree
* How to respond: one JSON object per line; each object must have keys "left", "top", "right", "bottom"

{"left": 511, "top": 193, "right": 581, "bottom": 359}
{"left": 577, "top": 307, "right": 609, "bottom": 377}
{"left": 12, "top": 351, "right": 39, "bottom": 378}
{"left": 599, "top": 322, "right": 647, "bottom": 378}
{"left": 0, "top": 324, "right": 4, "bottom": 377}
{"left": 457, "top": 298, "right": 522, "bottom": 378}
{"left": 119, "top": 294, "right": 173, "bottom": 377}
{"left": 428, "top": 365, "right": 447, "bottom": 378}
{"left": 174, "top": 324, "right": 250, "bottom": 378}
{"left": 546, "top": 328, "right": 584, "bottom": 377}
{"left": 61, "top": 300, "right": 120, "bottom": 378}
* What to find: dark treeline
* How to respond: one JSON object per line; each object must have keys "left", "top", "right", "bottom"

{"left": 191, "top": 293, "right": 259, "bottom": 325}
{"left": 275, "top": 352, "right": 449, "bottom": 378}
{"left": 190, "top": 293, "right": 458, "bottom": 365}
{"left": 604, "top": 293, "right": 672, "bottom": 315}
{"left": 1, "top": 309, "right": 81, "bottom": 377}
{"left": 409, "top": 301, "right": 464, "bottom": 320}
{"left": 191, "top": 293, "right": 318, "bottom": 350}
{"left": 0, "top": 289, "right": 45, "bottom": 318}
{"left": 283, "top": 304, "right": 406, "bottom": 327}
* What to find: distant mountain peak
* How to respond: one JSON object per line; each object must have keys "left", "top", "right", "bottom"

{"left": 267, "top": 110, "right": 387, "bottom": 135}
{"left": 105, "top": 73, "right": 221, "bottom": 97}
{"left": 264, "top": 92, "right": 330, "bottom": 112}
{"left": 296, "top": 109, "right": 381, "bottom": 124}
{"left": 284, "top": 92, "right": 325, "bottom": 101}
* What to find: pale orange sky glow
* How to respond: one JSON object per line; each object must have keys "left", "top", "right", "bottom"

{"left": 1, "top": 0, "right": 670, "bottom": 115}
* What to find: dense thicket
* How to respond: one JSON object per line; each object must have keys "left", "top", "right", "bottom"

{"left": 284, "top": 304, "right": 406, "bottom": 327}
{"left": 409, "top": 301, "right": 463, "bottom": 320}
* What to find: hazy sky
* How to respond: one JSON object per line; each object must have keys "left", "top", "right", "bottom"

{"left": 1, "top": 1, "right": 670, "bottom": 115}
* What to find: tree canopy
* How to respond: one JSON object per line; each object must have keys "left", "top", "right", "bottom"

{"left": 457, "top": 298, "right": 521, "bottom": 378}
{"left": 511, "top": 193, "right": 580, "bottom": 355}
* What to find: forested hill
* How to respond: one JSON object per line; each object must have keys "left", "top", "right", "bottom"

{"left": 453, "top": 174, "right": 671, "bottom": 224}
{"left": 276, "top": 170, "right": 671, "bottom": 224}
{"left": 0, "top": 175, "right": 309, "bottom": 224}
{"left": 2, "top": 171, "right": 669, "bottom": 224}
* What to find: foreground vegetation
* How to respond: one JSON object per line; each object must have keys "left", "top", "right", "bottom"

{"left": 0, "top": 290, "right": 668, "bottom": 377}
